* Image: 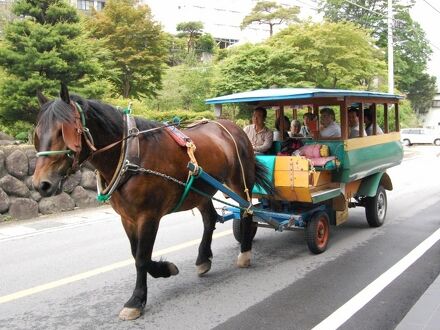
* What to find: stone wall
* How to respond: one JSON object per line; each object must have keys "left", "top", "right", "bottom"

{"left": 0, "top": 144, "right": 100, "bottom": 220}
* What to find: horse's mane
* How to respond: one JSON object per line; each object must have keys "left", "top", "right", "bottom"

{"left": 37, "top": 95, "right": 163, "bottom": 142}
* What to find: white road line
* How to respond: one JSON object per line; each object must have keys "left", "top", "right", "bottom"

{"left": 0, "top": 229, "right": 232, "bottom": 304}
{"left": 312, "top": 227, "right": 440, "bottom": 330}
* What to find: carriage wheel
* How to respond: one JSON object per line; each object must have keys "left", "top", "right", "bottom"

{"left": 365, "top": 185, "right": 387, "bottom": 227}
{"left": 305, "top": 211, "right": 330, "bottom": 254}
{"left": 232, "top": 219, "right": 257, "bottom": 243}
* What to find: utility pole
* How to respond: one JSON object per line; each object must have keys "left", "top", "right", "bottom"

{"left": 387, "top": 0, "right": 394, "bottom": 94}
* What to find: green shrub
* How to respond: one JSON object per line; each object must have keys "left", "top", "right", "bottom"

{"left": 0, "top": 120, "right": 34, "bottom": 142}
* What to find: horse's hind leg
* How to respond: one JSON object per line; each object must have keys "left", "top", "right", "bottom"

{"left": 237, "top": 210, "right": 255, "bottom": 268}
{"left": 227, "top": 182, "right": 255, "bottom": 268}
{"left": 119, "top": 216, "right": 178, "bottom": 321}
{"left": 196, "top": 199, "right": 218, "bottom": 276}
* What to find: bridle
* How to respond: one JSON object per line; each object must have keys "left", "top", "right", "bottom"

{"left": 36, "top": 101, "right": 96, "bottom": 174}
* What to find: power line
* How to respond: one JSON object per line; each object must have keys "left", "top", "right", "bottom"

{"left": 422, "top": 0, "right": 440, "bottom": 16}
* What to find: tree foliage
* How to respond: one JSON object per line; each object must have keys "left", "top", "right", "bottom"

{"left": 241, "top": 1, "right": 300, "bottom": 36}
{"left": 214, "top": 22, "right": 386, "bottom": 96}
{"left": 0, "top": 0, "right": 103, "bottom": 122}
{"left": 407, "top": 73, "right": 437, "bottom": 115}
{"left": 318, "top": 0, "right": 437, "bottom": 112}
{"left": 176, "top": 21, "right": 204, "bottom": 53}
{"left": 87, "top": 0, "right": 167, "bottom": 99}
{"left": 146, "top": 62, "right": 216, "bottom": 112}
{"left": 214, "top": 43, "right": 304, "bottom": 95}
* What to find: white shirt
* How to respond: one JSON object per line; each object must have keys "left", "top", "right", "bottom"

{"left": 243, "top": 124, "right": 273, "bottom": 153}
{"left": 366, "top": 124, "right": 384, "bottom": 135}
{"left": 349, "top": 125, "right": 367, "bottom": 138}
{"left": 320, "top": 121, "right": 341, "bottom": 138}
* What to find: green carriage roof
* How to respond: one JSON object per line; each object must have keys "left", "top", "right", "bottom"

{"left": 206, "top": 88, "right": 403, "bottom": 105}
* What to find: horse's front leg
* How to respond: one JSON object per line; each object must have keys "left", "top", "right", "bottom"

{"left": 119, "top": 216, "right": 178, "bottom": 321}
{"left": 195, "top": 200, "right": 218, "bottom": 276}
{"left": 237, "top": 211, "right": 255, "bottom": 268}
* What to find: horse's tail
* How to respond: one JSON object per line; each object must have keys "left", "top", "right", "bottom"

{"left": 254, "top": 158, "right": 276, "bottom": 196}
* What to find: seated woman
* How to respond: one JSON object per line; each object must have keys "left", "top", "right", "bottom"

{"left": 274, "top": 115, "right": 291, "bottom": 141}
{"left": 278, "top": 120, "right": 304, "bottom": 155}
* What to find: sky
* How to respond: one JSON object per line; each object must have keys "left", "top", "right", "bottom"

{"left": 143, "top": 0, "right": 440, "bottom": 90}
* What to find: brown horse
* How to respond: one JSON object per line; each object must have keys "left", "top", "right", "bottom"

{"left": 32, "top": 85, "right": 273, "bottom": 320}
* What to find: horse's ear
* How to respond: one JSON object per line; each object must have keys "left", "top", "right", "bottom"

{"left": 36, "top": 90, "right": 48, "bottom": 107}
{"left": 60, "top": 83, "right": 70, "bottom": 104}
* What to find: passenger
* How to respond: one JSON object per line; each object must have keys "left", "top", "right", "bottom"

{"left": 274, "top": 115, "right": 291, "bottom": 140}
{"left": 300, "top": 112, "right": 317, "bottom": 137}
{"left": 319, "top": 108, "right": 341, "bottom": 138}
{"left": 364, "top": 108, "right": 384, "bottom": 135}
{"left": 243, "top": 107, "right": 273, "bottom": 154}
{"left": 348, "top": 107, "right": 367, "bottom": 138}
{"left": 278, "top": 120, "right": 303, "bottom": 155}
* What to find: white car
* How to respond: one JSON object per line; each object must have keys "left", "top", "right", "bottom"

{"left": 400, "top": 128, "right": 440, "bottom": 146}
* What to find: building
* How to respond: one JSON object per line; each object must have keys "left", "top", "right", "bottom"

{"left": 70, "top": 0, "right": 106, "bottom": 12}
{"left": 143, "top": 0, "right": 316, "bottom": 48}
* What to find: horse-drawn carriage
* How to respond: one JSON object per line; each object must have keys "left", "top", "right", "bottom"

{"left": 206, "top": 88, "right": 403, "bottom": 254}
{"left": 32, "top": 85, "right": 403, "bottom": 320}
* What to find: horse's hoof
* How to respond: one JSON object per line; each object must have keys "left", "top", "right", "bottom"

{"left": 119, "top": 307, "right": 142, "bottom": 321}
{"left": 237, "top": 251, "right": 251, "bottom": 268}
{"left": 168, "top": 262, "right": 179, "bottom": 276}
{"left": 196, "top": 261, "right": 211, "bottom": 276}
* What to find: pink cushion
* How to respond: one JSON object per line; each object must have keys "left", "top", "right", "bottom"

{"left": 309, "top": 156, "right": 336, "bottom": 167}
{"left": 299, "top": 144, "right": 321, "bottom": 158}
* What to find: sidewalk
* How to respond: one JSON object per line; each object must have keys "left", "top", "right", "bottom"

{"left": 396, "top": 274, "right": 440, "bottom": 330}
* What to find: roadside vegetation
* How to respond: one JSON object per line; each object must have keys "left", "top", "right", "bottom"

{"left": 0, "top": 0, "right": 434, "bottom": 141}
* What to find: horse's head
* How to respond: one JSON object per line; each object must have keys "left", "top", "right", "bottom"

{"left": 33, "top": 84, "right": 83, "bottom": 196}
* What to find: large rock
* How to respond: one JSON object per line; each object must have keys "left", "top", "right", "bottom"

{"left": 0, "top": 132, "right": 14, "bottom": 141}
{"left": 80, "top": 170, "right": 97, "bottom": 190}
{"left": 24, "top": 176, "right": 34, "bottom": 190}
{"left": 62, "top": 171, "right": 82, "bottom": 193}
{"left": 6, "top": 150, "right": 28, "bottom": 179}
{"left": 25, "top": 149, "right": 37, "bottom": 175}
{"left": 0, "top": 175, "right": 30, "bottom": 197}
{"left": 71, "top": 186, "right": 99, "bottom": 208}
{"left": 30, "top": 190, "right": 42, "bottom": 202}
{"left": 0, "top": 187, "right": 10, "bottom": 213}
{"left": 8, "top": 198, "right": 38, "bottom": 220}
{"left": 38, "top": 192, "right": 75, "bottom": 214}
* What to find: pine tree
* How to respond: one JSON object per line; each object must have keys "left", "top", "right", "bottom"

{"left": 0, "top": 0, "right": 103, "bottom": 122}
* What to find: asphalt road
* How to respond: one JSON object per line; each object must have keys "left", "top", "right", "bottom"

{"left": 0, "top": 145, "right": 439, "bottom": 330}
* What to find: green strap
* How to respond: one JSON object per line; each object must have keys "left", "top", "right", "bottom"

{"left": 36, "top": 150, "right": 73, "bottom": 157}
{"left": 96, "top": 193, "right": 111, "bottom": 202}
{"left": 172, "top": 174, "right": 196, "bottom": 212}
{"left": 75, "top": 102, "right": 86, "bottom": 126}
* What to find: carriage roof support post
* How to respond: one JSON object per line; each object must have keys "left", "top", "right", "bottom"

{"left": 384, "top": 103, "right": 389, "bottom": 133}
{"left": 371, "top": 103, "right": 377, "bottom": 135}
{"left": 214, "top": 104, "right": 222, "bottom": 118}
{"left": 341, "top": 98, "right": 349, "bottom": 140}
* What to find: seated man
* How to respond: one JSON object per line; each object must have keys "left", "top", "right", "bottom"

{"left": 300, "top": 112, "right": 317, "bottom": 138}
{"left": 364, "top": 108, "right": 384, "bottom": 135}
{"left": 319, "top": 108, "right": 341, "bottom": 138}
{"left": 348, "top": 107, "right": 367, "bottom": 138}
{"left": 244, "top": 107, "right": 273, "bottom": 154}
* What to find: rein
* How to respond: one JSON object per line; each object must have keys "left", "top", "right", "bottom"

{"left": 36, "top": 102, "right": 251, "bottom": 212}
